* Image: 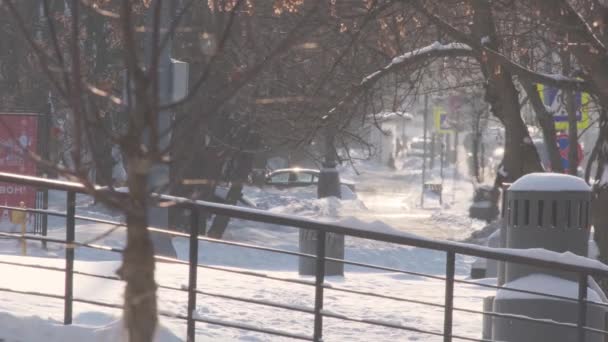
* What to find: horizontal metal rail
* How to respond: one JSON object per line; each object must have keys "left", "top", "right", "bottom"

{"left": 324, "top": 283, "right": 445, "bottom": 309}
{"left": 0, "top": 257, "right": 316, "bottom": 319}
{"left": 1, "top": 172, "right": 607, "bottom": 277}
{"left": 199, "top": 236, "right": 316, "bottom": 259}
{"left": 0, "top": 204, "right": 316, "bottom": 259}
{"left": 325, "top": 255, "right": 446, "bottom": 280}
{"left": 3, "top": 223, "right": 608, "bottom": 315}
{"left": 195, "top": 261, "right": 316, "bottom": 287}
{"left": 453, "top": 306, "right": 607, "bottom": 336}
{"left": 321, "top": 309, "right": 445, "bottom": 338}
{"left": 321, "top": 310, "right": 493, "bottom": 342}
{"left": 0, "top": 246, "right": 601, "bottom": 341}
{"left": 193, "top": 317, "right": 313, "bottom": 341}
{"left": 454, "top": 277, "right": 608, "bottom": 309}
{"left": 325, "top": 280, "right": 608, "bottom": 337}
{"left": 6, "top": 225, "right": 604, "bottom": 310}
{"left": 194, "top": 289, "right": 315, "bottom": 315}
{"left": 1, "top": 172, "right": 608, "bottom": 341}
{"left": 0, "top": 232, "right": 317, "bottom": 289}
{"left": 3, "top": 217, "right": 608, "bottom": 311}
{"left": 0, "top": 284, "right": 311, "bottom": 341}
{"left": 4, "top": 241, "right": 602, "bottom": 340}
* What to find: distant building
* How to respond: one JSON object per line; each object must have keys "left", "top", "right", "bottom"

{"left": 365, "top": 111, "right": 414, "bottom": 164}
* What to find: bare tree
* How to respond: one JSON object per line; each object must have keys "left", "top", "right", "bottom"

{"left": 0, "top": 0, "right": 338, "bottom": 340}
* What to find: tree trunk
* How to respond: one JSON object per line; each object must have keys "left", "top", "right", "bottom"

{"left": 472, "top": 111, "right": 482, "bottom": 182}
{"left": 561, "top": 51, "right": 579, "bottom": 175}
{"left": 208, "top": 132, "right": 259, "bottom": 239}
{"left": 207, "top": 184, "right": 243, "bottom": 238}
{"left": 472, "top": 0, "right": 543, "bottom": 183}
{"left": 120, "top": 155, "right": 158, "bottom": 342}
{"left": 88, "top": 7, "right": 115, "bottom": 186}
{"left": 498, "top": 96, "right": 543, "bottom": 181}
{"left": 522, "top": 81, "right": 564, "bottom": 173}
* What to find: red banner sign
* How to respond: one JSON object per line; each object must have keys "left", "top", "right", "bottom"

{"left": 0, "top": 114, "right": 38, "bottom": 230}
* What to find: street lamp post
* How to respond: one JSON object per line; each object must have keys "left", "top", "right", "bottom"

{"left": 421, "top": 94, "right": 429, "bottom": 208}
{"left": 145, "top": 0, "right": 176, "bottom": 257}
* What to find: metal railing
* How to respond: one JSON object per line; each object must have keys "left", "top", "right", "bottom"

{"left": 0, "top": 172, "right": 607, "bottom": 341}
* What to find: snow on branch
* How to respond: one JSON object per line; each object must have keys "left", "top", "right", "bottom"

{"left": 359, "top": 41, "right": 473, "bottom": 86}
{"left": 411, "top": 1, "right": 593, "bottom": 93}
{"left": 488, "top": 51, "right": 591, "bottom": 91}
{"left": 324, "top": 41, "right": 474, "bottom": 116}
{"left": 387, "top": 42, "right": 472, "bottom": 68}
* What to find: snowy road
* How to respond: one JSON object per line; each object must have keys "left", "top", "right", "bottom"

{"left": 342, "top": 157, "right": 484, "bottom": 241}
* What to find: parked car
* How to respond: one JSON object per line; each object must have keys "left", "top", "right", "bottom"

{"left": 406, "top": 137, "right": 428, "bottom": 157}
{"left": 406, "top": 137, "right": 444, "bottom": 158}
{"left": 265, "top": 168, "right": 356, "bottom": 192}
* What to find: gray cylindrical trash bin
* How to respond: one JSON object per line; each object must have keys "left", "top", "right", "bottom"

{"left": 492, "top": 173, "right": 605, "bottom": 342}
{"left": 504, "top": 173, "right": 592, "bottom": 283}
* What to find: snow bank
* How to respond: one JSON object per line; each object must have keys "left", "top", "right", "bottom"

{"left": 0, "top": 312, "right": 180, "bottom": 342}
{"left": 495, "top": 274, "right": 601, "bottom": 301}
{"left": 509, "top": 173, "right": 590, "bottom": 192}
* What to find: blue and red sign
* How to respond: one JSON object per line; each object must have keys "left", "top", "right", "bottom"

{"left": 556, "top": 133, "right": 583, "bottom": 172}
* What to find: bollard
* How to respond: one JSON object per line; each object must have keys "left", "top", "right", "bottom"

{"left": 10, "top": 201, "right": 27, "bottom": 255}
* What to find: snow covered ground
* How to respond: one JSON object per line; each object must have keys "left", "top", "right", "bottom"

{"left": 0, "top": 253, "right": 495, "bottom": 341}
{"left": 0, "top": 156, "right": 494, "bottom": 341}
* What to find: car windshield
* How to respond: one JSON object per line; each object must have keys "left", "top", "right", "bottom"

{"left": 269, "top": 173, "right": 289, "bottom": 184}
{"left": 410, "top": 141, "right": 425, "bottom": 149}
{"left": 295, "top": 172, "right": 314, "bottom": 183}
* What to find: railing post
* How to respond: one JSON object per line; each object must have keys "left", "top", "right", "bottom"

{"left": 577, "top": 273, "right": 588, "bottom": 342}
{"left": 64, "top": 190, "right": 75, "bottom": 325}
{"left": 42, "top": 185, "right": 49, "bottom": 249}
{"left": 443, "top": 251, "right": 455, "bottom": 342}
{"left": 313, "top": 230, "right": 326, "bottom": 342}
{"left": 187, "top": 207, "right": 204, "bottom": 342}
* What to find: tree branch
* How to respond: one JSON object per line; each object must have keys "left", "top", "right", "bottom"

{"left": 409, "top": 0, "right": 593, "bottom": 92}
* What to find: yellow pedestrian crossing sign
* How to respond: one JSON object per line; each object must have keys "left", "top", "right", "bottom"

{"left": 537, "top": 84, "right": 590, "bottom": 131}
{"left": 434, "top": 106, "right": 453, "bottom": 134}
